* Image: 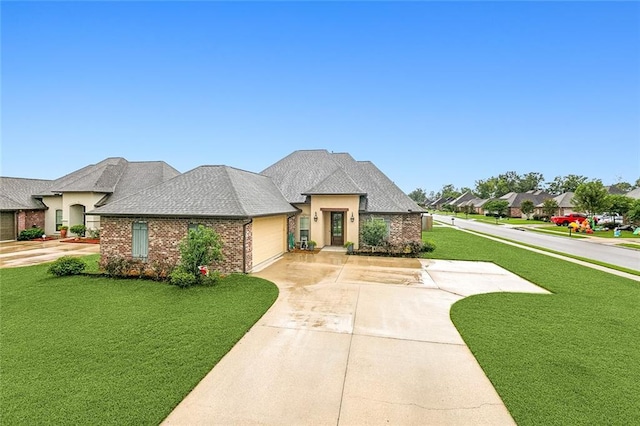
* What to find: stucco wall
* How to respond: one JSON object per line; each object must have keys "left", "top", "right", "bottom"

{"left": 62, "top": 193, "right": 104, "bottom": 231}
{"left": 42, "top": 196, "right": 62, "bottom": 236}
{"left": 309, "top": 195, "right": 360, "bottom": 248}
{"left": 100, "top": 216, "right": 252, "bottom": 274}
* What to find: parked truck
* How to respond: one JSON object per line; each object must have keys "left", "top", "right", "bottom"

{"left": 550, "top": 213, "right": 588, "bottom": 226}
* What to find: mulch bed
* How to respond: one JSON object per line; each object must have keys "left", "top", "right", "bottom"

{"left": 26, "top": 236, "right": 57, "bottom": 241}
{"left": 60, "top": 238, "right": 100, "bottom": 244}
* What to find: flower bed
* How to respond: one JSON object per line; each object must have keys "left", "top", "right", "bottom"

{"left": 60, "top": 238, "right": 100, "bottom": 244}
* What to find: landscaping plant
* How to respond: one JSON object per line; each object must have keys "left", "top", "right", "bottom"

{"left": 47, "top": 256, "right": 86, "bottom": 276}
{"left": 170, "top": 225, "right": 223, "bottom": 287}
{"left": 69, "top": 224, "right": 86, "bottom": 237}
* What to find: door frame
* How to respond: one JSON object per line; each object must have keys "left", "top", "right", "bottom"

{"left": 330, "top": 211, "right": 345, "bottom": 246}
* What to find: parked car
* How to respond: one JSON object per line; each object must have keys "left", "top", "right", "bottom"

{"left": 550, "top": 213, "right": 588, "bottom": 226}
{"left": 594, "top": 214, "right": 623, "bottom": 225}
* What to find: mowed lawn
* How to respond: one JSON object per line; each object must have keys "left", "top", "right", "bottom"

{"left": 424, "top": 227, "right": 640, "bottom": 425}
{"left": 0, "top": 255, "right": 278, "bottom": 425}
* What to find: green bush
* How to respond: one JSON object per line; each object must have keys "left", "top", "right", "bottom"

{"left": 70, "top": 224, "right": 86, "bottom": 237}
{"left": 421, "top": 240, "right": 436, "bottom": 253}
{"left": 17, "top": 228, "right": 45, "bottom": 241}
{"left": 88, "top": 228, "right": 101, "bottom": 239}
{"left": 48, "top": 256, "right": 86, "bottom": 276}
{"left": 102, "top": 257, "right": 132, "bottom": 277}
{"left": 170, "top": 268, "right": 198, "bottom": 288}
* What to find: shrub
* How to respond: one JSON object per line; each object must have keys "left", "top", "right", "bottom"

{"left": 17, "top": 227, "right": 45, "bottom": 241}
{"left": 70, "top": 224, "right": 86, "bottom": 237}
{"left": 150, "top": 260, "right": 175, "bottom": 281}
{"left": 48, "top": 256, "right": 86, "bottom": 276}
{"left": 362, "top": 219, "right": 388, "bottom": 250}
{"left": 170, "top": 268, "right": 198, "bottom": 288}
{"left": 103, "top": 257, "right": 131, "bottom": 277}
{"left": 177, "top": 225, "right": 223, "bottom": 283}
{"left": 421, "top": 240, "right": 436, "bottom": 253}
{"left": 88, "top": 228, "right": 101, "bottom": 239}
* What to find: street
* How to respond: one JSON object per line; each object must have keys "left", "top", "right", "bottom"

{"left": 431, "top": 214, "right": 640, "bottom": 271}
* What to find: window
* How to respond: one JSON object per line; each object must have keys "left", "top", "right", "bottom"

{"left": 132, "top": 222, "right": 148, "bottom": 259}
{"left": 55, "top": 210, "right": 63, "bottom": 231}
{"left": 299, "top": 216, "right": 310, "bottom": 241}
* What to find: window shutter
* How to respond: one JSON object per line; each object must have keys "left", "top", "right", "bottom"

{"left": 132, "top": 222, "right": 148, "bottom": 259}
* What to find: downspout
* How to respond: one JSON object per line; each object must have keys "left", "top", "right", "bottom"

{"left": 242, "top": 218, "right": 253, "bottom": 274}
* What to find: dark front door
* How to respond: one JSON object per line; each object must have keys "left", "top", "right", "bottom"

{"left": 331, "top": 212, "right": 344, "bottom": 246}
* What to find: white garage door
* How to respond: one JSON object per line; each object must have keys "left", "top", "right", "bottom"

{"left": 252, "top": 215, "right": 287, "bottom": 269}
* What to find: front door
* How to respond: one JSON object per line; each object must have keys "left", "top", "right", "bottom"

{"left": 331, "top": 212, "right": 344, "bottom": 246}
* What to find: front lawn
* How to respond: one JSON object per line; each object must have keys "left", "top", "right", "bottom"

{"left": 423, "top": 228, "right": 640, "bottom": 425}
{"left": 0, "top": 255, "right": 278, "bottom": 425}
{"left": 535, "top": 225, "right": 640, "bottom": 239}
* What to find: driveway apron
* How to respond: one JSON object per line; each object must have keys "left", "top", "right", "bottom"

{"left": 163, "top": 251, "right": 549, "bottom": 425}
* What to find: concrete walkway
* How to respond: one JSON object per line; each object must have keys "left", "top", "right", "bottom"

{"left": 163, "top": 251, "right": 549, "bottom": 425}
{"left": 0, "top": 239, "right": 100, "bottom": 268}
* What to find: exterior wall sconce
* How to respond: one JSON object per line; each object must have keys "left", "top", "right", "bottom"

{"left": 314, "top": 212, "right": 318, "bottom": 222}
{"left": 350, "top": 212, "right": 355, "bottom": 222}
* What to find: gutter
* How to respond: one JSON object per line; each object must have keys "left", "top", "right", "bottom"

{"left": 242, "top": 218, "right": 253, "bottom": 274}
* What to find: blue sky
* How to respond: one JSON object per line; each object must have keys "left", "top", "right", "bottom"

{"left": 2, "top": 1, "right": 639, "bottom": 195}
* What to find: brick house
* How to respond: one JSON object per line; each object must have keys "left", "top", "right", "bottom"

{"left": 90, "top": 150, "right": 425, "bottom": 273}
{"left": 0, "top": 177, "right": 50, "bottom": 241}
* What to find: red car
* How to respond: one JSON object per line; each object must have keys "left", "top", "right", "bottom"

{"left": 550, "top": 213, "right": 588, "bottom": 226}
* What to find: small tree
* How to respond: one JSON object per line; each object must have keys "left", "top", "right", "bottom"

{"left": 628, "top": 199, "right": 640, "bottom": 226}
{"left": 172, "top": 225, "right": 223, "bottom": 286}
{"left": 607, "top": 194, "right": 633, "bottom": 221}
{"left": 521, "top": 199, "right": 535, "bottom": 220}
{"left": 541, "top": 198, "right": 559, "bottom": 219}
{"left": 361, "top": 219, "right": 388, "bottom": 252}
{"left": 462, "top": 203, "right": 475, "bottom": 218}
{"left": 573, "top": 180, "right": 609, "bottom": 215}
{"left": 484, "top": 200, "right": 509, "bottom": 218}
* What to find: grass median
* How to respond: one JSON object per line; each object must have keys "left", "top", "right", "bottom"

{"left": 423, "top": 227, "right": 640, "bottom": 425}
{"left": 0, "top": 255, "right": 278, "bottom": 425}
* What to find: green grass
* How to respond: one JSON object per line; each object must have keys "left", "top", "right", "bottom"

{"left": 527, "top": 226, "right": 588, "bottom": 238}
{"left": 464, "top": 215, "right": 548, "bottom": 225}
{"left": 0, "top": 256, "right": 278, "bottom": 425}
{"left": 618, "top": 243, "right": 640, "bottom": 250}
{"left": 422, "top": 228, "right": 640, "bottom": 425}
{"left": 535, "top": 225, "right": 640, "bottom": 239}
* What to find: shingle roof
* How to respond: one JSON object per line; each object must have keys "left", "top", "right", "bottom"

{"left": 34, "top": 158, "right": 180, "bottom": 205}
{"left": 0, "top": 177, "right": 51, "bottom": 210}
{"left": 626, "top": 188, "right": 640, "bottom": 199}
{"left": 89, "top": 166, "right": 298, "bottom": 218}
{"left": 500, "top": 191, "right": 552, "bottom": 207}
{"left": 536, "top": 192, "right": 574, "bottom": 208}
{"left": 450, "top": 191, "right": 476, "bottom": 206}
{"left": 261, "top": 150, "right": 424, "bottom": 214}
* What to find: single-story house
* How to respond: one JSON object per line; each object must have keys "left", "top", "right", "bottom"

{"left": 498, "top": 190, "right": 552, "bottom": 218}
{"left": 1, "top": 158, "right": 179, "bottom": 240}
{"left": 0, "top": 177, "right": 51, "bottom": 240}
{"left": 449, "top": 192, "right": 477, "bottom": 211}
{"left": 534, "top": 192, "right": 576, "bottom": 217}
{"left": 89, "top": 150, "right": 425, "bottom": 274}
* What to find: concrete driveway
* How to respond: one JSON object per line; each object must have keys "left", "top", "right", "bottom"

{"left": 163, "top": 250, "right": 548, "bottom": 425}
{"left": 0, "top": 240, "right": 100, "bottom": 268}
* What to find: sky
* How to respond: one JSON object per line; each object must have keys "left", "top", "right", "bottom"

{"left": 2, "top": 1, "right": 639, "bottom": 196}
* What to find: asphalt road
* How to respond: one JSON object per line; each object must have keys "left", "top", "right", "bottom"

{"left": 432, "top": 214, "right": 640, "bottom": 272}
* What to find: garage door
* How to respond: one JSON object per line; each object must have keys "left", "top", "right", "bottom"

{"left": 1, "top": 211, "right": 16, "bottom": 241}
{"left": 252, "top": 215, "right": 287, "bottom": 268}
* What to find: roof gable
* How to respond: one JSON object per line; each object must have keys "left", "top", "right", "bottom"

{"left": 89, "top": 166, "right": 297, "bottom": 218}
{"left": 0, "top": 177, "right": 51, "bottom": 210}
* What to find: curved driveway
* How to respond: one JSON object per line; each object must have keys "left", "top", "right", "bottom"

{"left": 163, "top": 250, "right": 549, "bottom": 425}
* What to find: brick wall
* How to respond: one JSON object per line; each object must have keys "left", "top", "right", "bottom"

{"left": 100, "top": 216, "right": 253, "bottom": 274}
{"left": 17, "top": 210, "right": 45, "bottom": 232}
{"left": 359, "top": 213, "right": 422, "bottom": 247}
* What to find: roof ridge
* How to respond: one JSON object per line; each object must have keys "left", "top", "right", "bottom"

{"left": 222, "top": 167, "right": 249, "bottom": 217}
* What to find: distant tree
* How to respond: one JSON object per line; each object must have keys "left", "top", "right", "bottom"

{"left": 572, "top": 180, "right": 609, "bottom": 214}
{"left": 459, "top": 187, "right": 475, "bottom": 196}
{"left": 634, "top": 178, "right": 640, "bottom": 189}
{"left": 408, "top": 188, "right": 427, "bottom": 205}
{"left": 517, "top": 172, "right": 545, "bottom": 193}
{"left": 475, "top": 178, "right": 497, "bottom": 199}
{"left": 521, "top": 199, "right": 535, "bottom": 219}
{"left": 440, "top": 184, "right": 461, "bottom": 200}
{"left": 545, "top": 174, "right": 588, "bottom": 195}
{"left": 462, "top": 203, "right": 475, "bottom": 218}
{"left": 541, "top": 198, "right": 560, "bottom": 219}
{"left": 612, "top": 181, "right": 632, "bottom": 193}
{"left": 442, "top": 203, "right": 455, "bottom": 214}
{"left": 484, "top": 199, "right": 509, "bottom": 217}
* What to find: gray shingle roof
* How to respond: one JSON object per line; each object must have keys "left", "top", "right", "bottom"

{"left": 500, "top": 191, "right": 552, "bottom": 208}
{"left": 89, "top": 166, "right": 298, "bottom": 218}
{"left": 0, "top": 177, "right": 51, "bottom": 210}
{"left": 450, "top": 191, "right": 476, "bottom": 206}
{"left": 34, "top": 158, "right": 180, "bottom": 205}
{"left": 536, "top": 192, "right": 574, "bottom": 208}
{"left": 626, "top": 188, "right": 640, "bottom": 199}
{"left": 261, "top": 150, "right": 425, "bottom": 214}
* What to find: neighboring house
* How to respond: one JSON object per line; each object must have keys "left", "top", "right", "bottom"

{"left": 428, "top": 196, "right": 453, "bottom": 211}
{"left": 605, "top": 185, "right": 626, "bottom": 195}
{"left": 90, "top": 150, "right": 425, "bottom": 274}
{"left": 89, "top": 166, "right": 299, "bottom": 274}
{"left": 262, "top": 150, "right": 425, "bottom": 251}
{"left": 534, "top": 192, "right": 576, "bottom": 217}
{"left": 626, "top": 188, "right": 640, "bottom": 200}
{"left": 0, "top": 177, "right": 51, "bottom": 240}
{"left": 465, "top": 198, "right": 489, "bottom": 214}
{"left": 498, "top": 190, "right": 552, "bottom": 218}
{"left": 34, "top": 157, "right": 179, "bottom": 236}
{"left": 449, "top": 192, "right": 476, "bottom": 211}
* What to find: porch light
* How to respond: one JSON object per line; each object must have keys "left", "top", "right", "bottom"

{"left": 350, "top": 212, "right": 354, "bottom": 222}
{"left": 314, "top": 212, "right": 318, "bottom": 222}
